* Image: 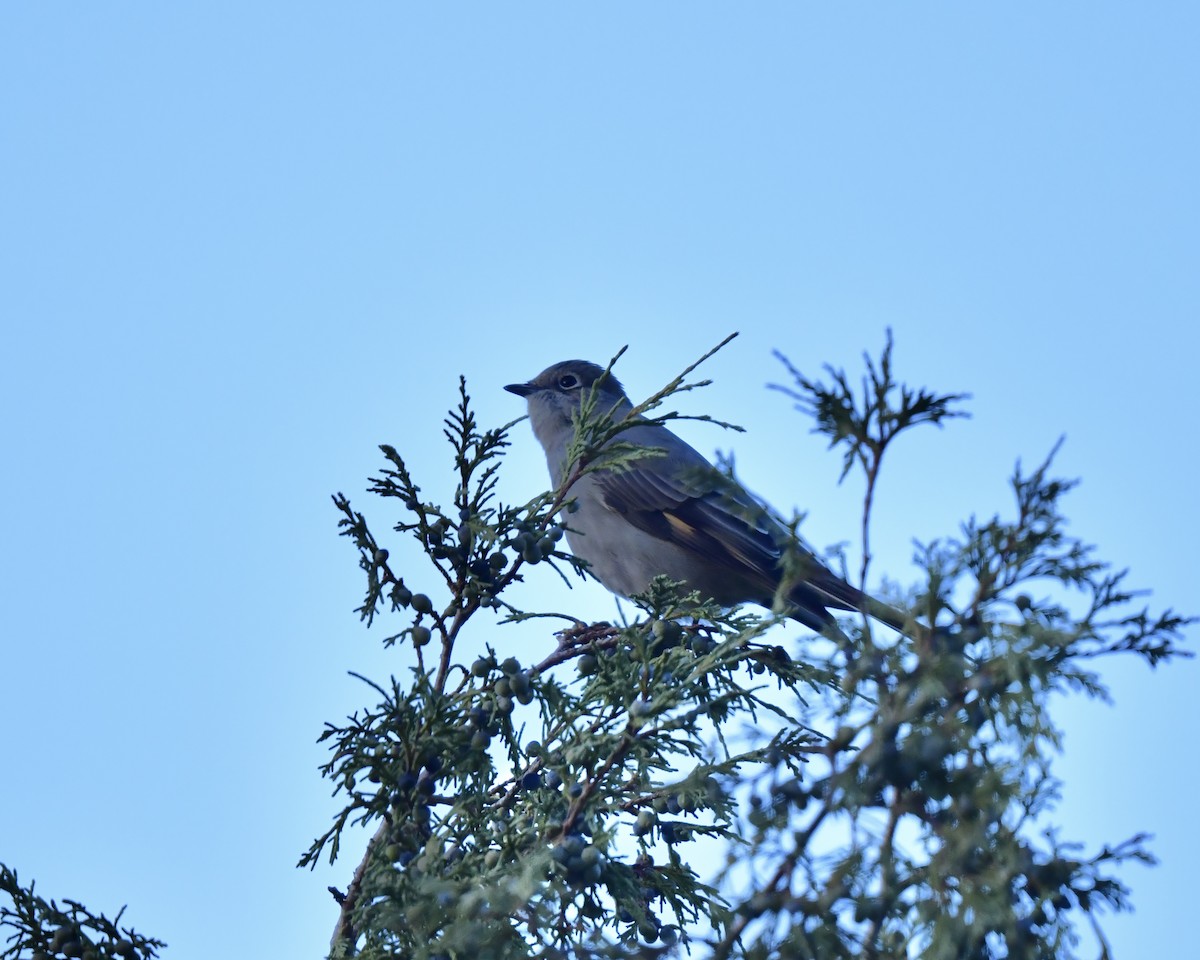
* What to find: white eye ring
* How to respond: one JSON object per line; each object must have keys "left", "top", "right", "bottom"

{"left": 557, "top": 374, "right": 580, "bottom": 390}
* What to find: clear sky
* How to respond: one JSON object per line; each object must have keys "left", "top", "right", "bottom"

{"left": 2, "top": 4, "right": 1196, "bottom": 958}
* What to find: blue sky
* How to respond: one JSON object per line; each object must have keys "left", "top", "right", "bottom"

{"left": 2, "top": 4, "right": 1196, "bottom": 957}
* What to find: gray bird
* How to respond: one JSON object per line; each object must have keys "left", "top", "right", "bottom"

{"left": 505, "top": 359, "right": 913, "bottom": 638}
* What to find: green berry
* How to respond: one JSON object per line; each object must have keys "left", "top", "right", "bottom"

{"left": 509, "top": 671, "right": 532, "bottom": 697}
{"left": 651, "top": 619, "right": 684, "bottom": 651}
{"left": 690, "top": 635, "right": 716, "bottom": 655}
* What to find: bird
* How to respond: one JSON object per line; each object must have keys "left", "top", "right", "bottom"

{"left": 505, "top": 359, "right": 914, "bottom": 640}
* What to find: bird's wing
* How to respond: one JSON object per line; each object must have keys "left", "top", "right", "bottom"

{"left": 596, "top": 452, "right": 784, "bottom": 586}
{"left": 591, "top": 432, "right": 824, "bottom": 596}
{"left": 592, "top": 428, "right": 872, "bottom": 623}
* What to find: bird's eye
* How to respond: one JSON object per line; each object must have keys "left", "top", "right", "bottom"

{"left": 557, "top": 374, "right": 581, "bottom": 390}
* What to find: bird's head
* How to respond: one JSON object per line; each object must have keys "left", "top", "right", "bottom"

{"left": 505, "top": 360, "right": 630, "bottom": 450}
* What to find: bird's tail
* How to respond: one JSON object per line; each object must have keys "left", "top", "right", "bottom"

{"left": 784, "top": 566, "right": 927, "bottom": 643}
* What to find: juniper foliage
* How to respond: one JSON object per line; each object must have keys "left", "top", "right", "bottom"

{"left": 309, "top": 336, "right": 1189, "bottom": 960}
{"left": 0, "top": 866, "right": 164, "bottom": 960}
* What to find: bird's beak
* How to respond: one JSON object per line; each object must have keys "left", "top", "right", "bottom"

{"left": 504, "top": 381, "right": 536, "bottom": 397}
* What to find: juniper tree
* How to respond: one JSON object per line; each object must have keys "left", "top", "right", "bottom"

{"left": 304, "top": 333, "right": 1190, "bottom": 960}
{"left": 0, "top": 866, "right": 164, "bottom": 960}
{"left": 9, "top": 336, "right": 1179, "bottom": 960}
